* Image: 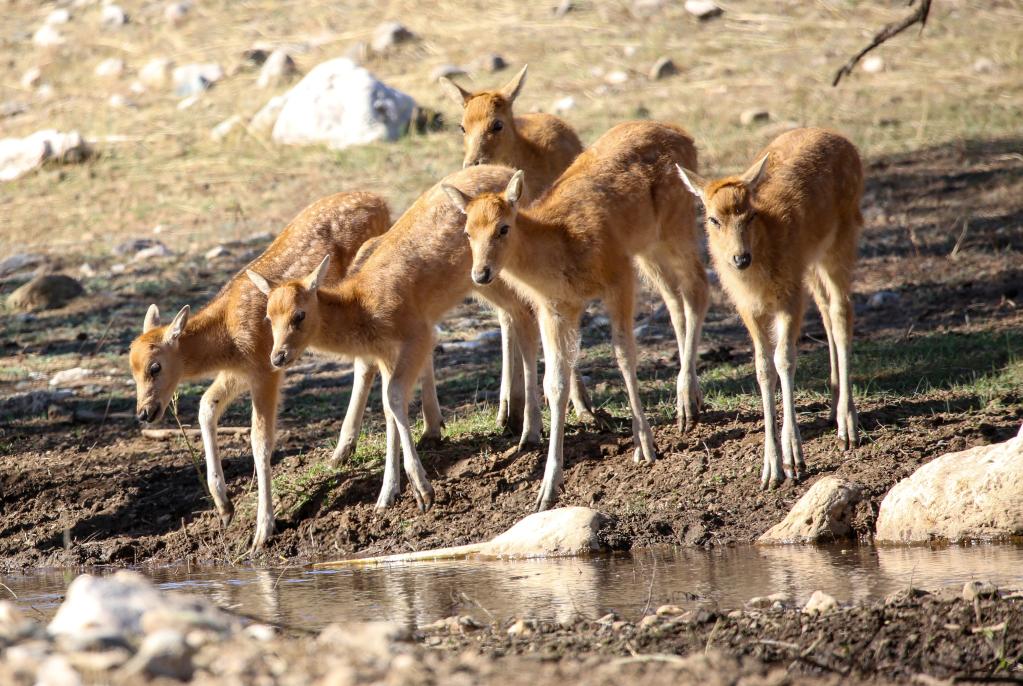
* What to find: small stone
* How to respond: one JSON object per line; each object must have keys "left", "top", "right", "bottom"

{"left": 243, "top": 624, "right": 275, "bottom": 641}
{"left": 8, "top": 274, "right": 84, "bottom": 312}
{"left": 748, "top": 592, "right": 790, "bottom": 609}
{"left": 867, "top": 290, "right": 900, "bottom": 309}
{"left": 655, "top": 604, "right": 685, "bottom": 616}
{"left": 740, "top": 108, "right": 770, "bottom": 126}
{"left": 506, "top": 619, "right": 533, "bottom": 638}
{"left": 79, "top": 263, "right": 96, "bottom": 278}
{"left": 177, "top": 94, "right": 201, "bottom": 110}
{"left": 33, "top": 24, "right": 66, "bottom": 47}
{"left": 554, "top": 0, "right": 573, "bottom": 17}
{"left": 1, "top": 100, "right": 27, "bottom": 119}
{"left": 114, "top": 237, "right": 160, "bottom": 255}
{"left": 685, "top": 0, "right": 723, "bottom": 19}
{"left": 36, "top": 84, "right": 56, "bottom": 100}
{"left": 638, "top": 614, "right": 660, "bottom": 628}
{"left": 125, "top": 629, "right": 194, "bottom": 680}
{"left": 605, "top": 70, "right": 629, "bottom": 85}
{"left": 108, "top": 94, "right": 134, "bottom": 108}
{"left": 861, "top": 55, "right": 885, "bottom": 73}
{"left": 430, "top": 64, "right": 466, "bottom": 82}
{"left": 210, "top": 115, "right": 243, "bottom": 141}
{"left": 803, "top": 590, "right": 838, "bottom": 615}
{"left": 973, "top": 57, "right": 996, "bottom": 74}
{"left": 165, "top": 1, "right": 191, "bottom": 26}
{"left": 140, "top": 58, "right": 174, "bottom": 87}
{"left": 963, "top": 581, "right": 997, "bottom": 602}
{"left": 134, "top": 243, "right": 173, "bottom": 261}
{"left": 49, "top": 367, "right": 92, "bottom": 387}
{"left": 250, "top": 95, "right": 287, "bottom": 135}
{"left": 22, "top": 67, "right": 43, "bottom": 88}
{"left": 552, "top": 95, "right": 576, "bottom": 114}
{"left": 172, "top": 63, "right": 224, "bottom": 96}
{"left": 727, "top": 609, "right": 743, "bottom": 619}
{"left": 256, "top": 49, "right": 297, "bottom": 89}
{"left": 94, "top": 57, "right": 125, "bottom": 79}
{"left": 371, "top": 21, "right": 415, "bottom": 53}
{"left": 204, "top": 245, "right": 231, "bottom": 260}
{"left": 649, "top": 56, "right": 679, "bottom": 80}
{"left": 475, "top": 53, "right": 507, "bottom": 73}
{"left": 35, "top": 655, "right": 82, "bottom": 686}
{"left": 46, "top": 9, "right": 72, "bottom": 25}
{"left": 100, "top": 4, "right": 129, "bottom": 27}
{"left": 0, "top": 252, "right": 44, "bottom": 276}
{"left": 596, "top": 612, "right": 618, "bottom": 624}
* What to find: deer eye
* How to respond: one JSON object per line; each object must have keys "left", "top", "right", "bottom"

{"left": 491, "top": 120, "right": 503, "bottom": 133}
{"left": 291, "top": 311, "right": 305, "bottom": 328}
{"left": 498, "top": 224, "right": 509, "bottom": 236}
{"left": 148, "top": 361, "right": 161, "bottom": 377}
{"left": 459, "top": 124, "right": 465, "bottom": 134}
{"left": 708, "top": 216, "right": 721, "bottom": 227}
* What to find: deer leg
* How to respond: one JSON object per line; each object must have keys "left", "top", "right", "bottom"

{"left": 198, "top": 372, "right": 246, "bottom": 528}
{"left": 823, "top": 270, "right": 859, "bottom": 450}
{"left": 496, "top": 310, "right": 525, "bottom": 434}
{"left": 249, "top": 372, "right": 281, "bottom": 551}
{"left": 376, "top": 398, "right": 402, "bottom": 509}
{"left": 417, "top": 344, "right": 445, "bottom": 447}
{"left": 745, "top": 312, "right": 783, "bottom": 489}
{"left": 607, "top": 278, "right": 658, "bottom": 465}
{"left": 535, "top": 304, "right": 579, "bottom": 511}
{"left": 809, "top": 272, "right": 840, "bottom": 424}
{"left": 332, "top": 357, "right": 376, "bottom": 467}
{"left": 774, "top": 304, "right": 805, "bottom": 481}
{"left": 508, "top": 307, "right": 543, "bottom": 448}
{"left": 381, "top": 341, "right": 435, "bottom": 512}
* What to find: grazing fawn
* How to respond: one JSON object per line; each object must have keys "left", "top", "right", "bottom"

{"left": 129, "top": 192, "right": 443, "bottom": 551}
{"left": 250, "top": 166, "right": 547, "bottom": 511}
{"left": 677, "top": 127, "right": 863, "bottom": 488}
{"left": 447, "top": 121, "right": 710, "bottom": 510}
{"left": 440, "top": 64, "right": 595, "bottom": 426}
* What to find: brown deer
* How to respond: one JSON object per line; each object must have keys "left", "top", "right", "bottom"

{"left": 250, "top": 166, "right": 547, "bottom": 512}
{"left": 676, "top": 127, "right": 863, "bottom": 488}
{"left": 440, "top": 64, "right": 595, "bottom": 427}
{"left": 128, "top": 192, "right": 443, "bottom": 551}
{"left": 447, "top": 121, "right": 710, "bottom": 510}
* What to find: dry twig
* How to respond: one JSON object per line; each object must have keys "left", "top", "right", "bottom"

{"left": 833, "top": 0, "right": 933, "bottom": 86}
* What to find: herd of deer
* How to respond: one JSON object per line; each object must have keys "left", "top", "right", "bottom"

{"left": 128, "top": 65, "right": 865, "bottom": 550}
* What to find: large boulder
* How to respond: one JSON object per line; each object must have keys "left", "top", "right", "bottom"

{"left": 0, "top": 130, "right": 89, "bottom": 182}
{"left": 758, "top": 476, "right": 861, "bottom": 544}
{"left": 271, "top": 58, "right": 415, "bottom": 150}
{"left": 875, "top": 429, "right": 1023, "bottom": 543}
{"left": 6, "top": 274, "right": 84, "bottom": 311}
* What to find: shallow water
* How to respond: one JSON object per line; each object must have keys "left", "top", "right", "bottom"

{"left": 6, "top": 544, "right": 1023, "bottom": 630}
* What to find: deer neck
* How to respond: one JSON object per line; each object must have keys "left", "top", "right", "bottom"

{"left": 313, "top": 284, "right": 375, "bottom": 356}
{"left": 177, "top": 305, "right": 234, "bottom": 378}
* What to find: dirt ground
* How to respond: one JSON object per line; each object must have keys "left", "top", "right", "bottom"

{"left": 2, "top": 133, "right": 1021, "bottom": 570}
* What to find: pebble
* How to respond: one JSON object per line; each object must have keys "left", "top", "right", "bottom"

{"left": 172, "top": 63, "right": 224, "bottom": 96}
{"left": 204, "top": 245, "right": 231, "bottom": 260}
{"left": 963, "top": 581, "right": 997, "bottom": 602}
{"left": 108, "top": 94, "right": 135, "bottom": 108}
{"left": 554, "top": 0, "right": 573, "bottom": 17}
{"left": 133, "top": 243, "right": 174, "bottom": 261}
{"left": 22, "top": 67, "right": 43, "bottom": 88}
{"left": 139, "top": 58, "right": 174, "bottom": 87}
{"left": 165, "top": 1, "right": 191, "bottom": 26}
{"left": 100, "top": 4, "right": 128, "bottom": 27}
{"left": 177, "top": 94, "right": 201, "bottom": 110}
{"left": 0, "top": 252, "right": 44, "bottom": 277}
{"left": 685, "top": 0, "right": 723, "bottom": 20}
{"left": 638, "top": 614, "right": 660, "bottom": 628}
{"left": 114, "top": 237, "right": 161, "bottom": 255}
{"left": 243, "top": 624, "right": 275, "bottom": 642}
{"left": 803, "top": 590, "right": 838, "bottom": 615}
{"left": 552, "top": 95, "right": 576, "bottom": 114}
{"left": 861, "top": 55, "right": 885, "bottom": 74}
{"left": 973, "top": 57, "right": 995, "bottom": 74}
{"left": 45, "top": 8, "right": 72, "bottom": 25}
{"left": 371, "top": 21, "right": 415, "bottom": 52}
{"left": 649, "top": 56, "right": 679, "bottom": 80}
{"left": 747, "top": 592, "right": 790, "bottom": 609}
{"left": 50, "top": 367, "right": 92, "bottom": 387}
{"left": 94, "top": 58, "right": 125, "bottom": 79}
{"left": 506, "top": 619, "right": 533, "bottom": 638}
{"left": 256, "top": 49, "right": 297, "bottom": 88}
{"left": 866, "top": 290, "right": 900, "bottom": 309}
{"left": 655, "top": 604, "right": 686, "bottom": 616}
{"left": 125, "top": 629, "right": 194, "bottom": 680}
{"left": 605, "top": 70, "right": 629, "bottom": 85}
{"left": 1, "top": 100, "right": 28, "bottom": 118}
{"left": 33, "top": 24, "right": 66, "bottom": 47}
{"left": 35, "top": 655, "right": 82, "bottom": 686}
{"left": 739, "top": 108, "right": 770, "bottom": 125}
{"left": 210, "top": 115, "right": 243, "bottom": 141}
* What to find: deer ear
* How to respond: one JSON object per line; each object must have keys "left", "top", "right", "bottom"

{"left": 499, "top": 64, "right": 527, "bottom": 103}
{"left": 439, "top": 77, "right": 473, "bottom": 107}
{"left": 676, "top": 164, "right": 708, "bottom": 204}
{"left": 303, "top": 254, "right": 330, "bottom": 291}
{"left": 505, "top": 169, "right": 525, "bottom": 207}
{"left": 442, "top": 184, "right": 471, "bottom": 214}
{"left": 143, "top": 304, "right": 160, "bottom": 333}
{"left": 247, "top": 270, "right": 273, "bottom": 296}
{"left": 740, "top": 154, "right": 770, "bottom": 191}
{"left": 164, "top": 305, "right": 190, "bottom": 344}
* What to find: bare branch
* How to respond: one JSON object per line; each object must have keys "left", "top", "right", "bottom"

{"left": 832, "top": 0, "right": 932, "bottom": 87}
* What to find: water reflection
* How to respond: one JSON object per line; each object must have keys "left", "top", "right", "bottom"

{"left": 5, "top": 544, "right": 1022, "bottom": 631}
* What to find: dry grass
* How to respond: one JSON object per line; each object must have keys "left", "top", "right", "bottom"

{"left": 2, "top": 0, "right": 1022, "bottom": 257}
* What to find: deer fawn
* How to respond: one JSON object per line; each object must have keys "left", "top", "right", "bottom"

{"left": 250, "top": 166, "right": 548, "bottom": 512}
{"left": 447, "top": 121, "right": 710, "bottom": 510}
{"left": 128, "top": 192, "right": 443, "bottom": 551}
{"left": 677, "top": 127, "right": 863, "bottom": 488}
{"left": 440, "top": 64, "right": 595, "bottom": 427}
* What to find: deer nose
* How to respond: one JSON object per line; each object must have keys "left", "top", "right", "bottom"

{"left": 732, "top": 252, "right": 752, "bottom": 270}
{"left": 271, "top": 350, "right": 289, "bottom": 368}
{"left": 137, "top": 404, "right": 157, "bottom": 423}
{"left": 472, "top": 265, "right": 493, "bottom": 285}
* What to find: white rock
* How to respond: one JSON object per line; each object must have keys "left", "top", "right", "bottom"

{"left": 124, "top": 629, "right": 194, "bottom": 680}
{"left": 973, "top": 57, "right": 996, "bottom": 74}
{"left": 100, "top": 4, "right": 128, "bottom": 27}
{"left": 79, "top": 263, "right": 96, "bottom": 278}
{"left": 605, "top": 70, "right": 629, "bottom": 85}
{"left": 49, "top": 367, "right": 92, "bottom": 387}
{"left": 371, "top": 21, "right": 415, "bottom": 53}
{"left": 243, "top": 624, "right": 275, "bottom": 641}
{"left": 46, "top": 9, "right": 73, "bottom": 25}
{"left": 33, "top": 24, "right": 66, "bottom": 47}
{"left": 271, "top": 58, "right": 416, "bottom": 150}
{"left": 875, "top": 432, "right": 1023, "bottom": 543}
{"left": 758, "top": 477, "right": 862, "bottom": 544}
{"left": 0, "top": 130, "right": 89, "bottom": 182}
{"left": 748, "top": 592, "right": 790, "bottom": 609}
{"left": 867, "top": 290, "right": 900, "bottom": 309}
{"left": 250, "top": 94, "right": 287, "bottom": 134}
{"left": 22, "top": 67, "right": 43, "bottom": 88}
{"left": 210, "top": 115, "right": 243, "bottom": 141}
{"left": 0, "top": 252, "right": 44, "bottom": 276}
{"left": 139, "top": 58, "right": 174, "bottom": 88}
{"left": 256, "top": 49, "right": 297, "bottom": 88}
{"left": 172, "top": 63, "right": 223, "bottom": 96}
{"left": 685, "top": 0, "right": 723, "bottom": 20}
{"left": 317, "top": 507, "right": 605, "bottom": 567}
{"left": 94, "top": 58, "right": 125, "bottom": 79}
{"left": 803, "top": 590, "right": 838, "bottom": 615}
{"left": 177, "top": 94, "right": 201, "bottom": 110}
{"left": 49, "top": 572, "right": 162, "bottom": 642}
{"left": 35, "top": 655, "right": 82, "bottom": 686}
{"left": 37, "top": 84, "right": 56, "bottom": 100}
{"left": 134, "top": 243, "right": 173, "bottom": 261}
{"left": 649, "top": 56, "right": 678, "bottom": 80}
{"left": 164, "top": 1, "right": 191, "bottom": 25}
{"left": 108, "top": 94, "right": 134, "bottom": 108}
{"left": 963, "top": 580, "right": 997, "bottom": 602}
{"left": 507, "top": 618, "right": 533, "bottom": 637}
{"left": 0, "top": 601, "right": 32, "bottom": 637}
{"left": 740, "top": 108, "right": 770, "bottom": 126}
{"left": 552, "top": 95, "right": 576, "bottom": 115}
{"left": 861, "top": 55, "right": 885, "bottom": 74}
